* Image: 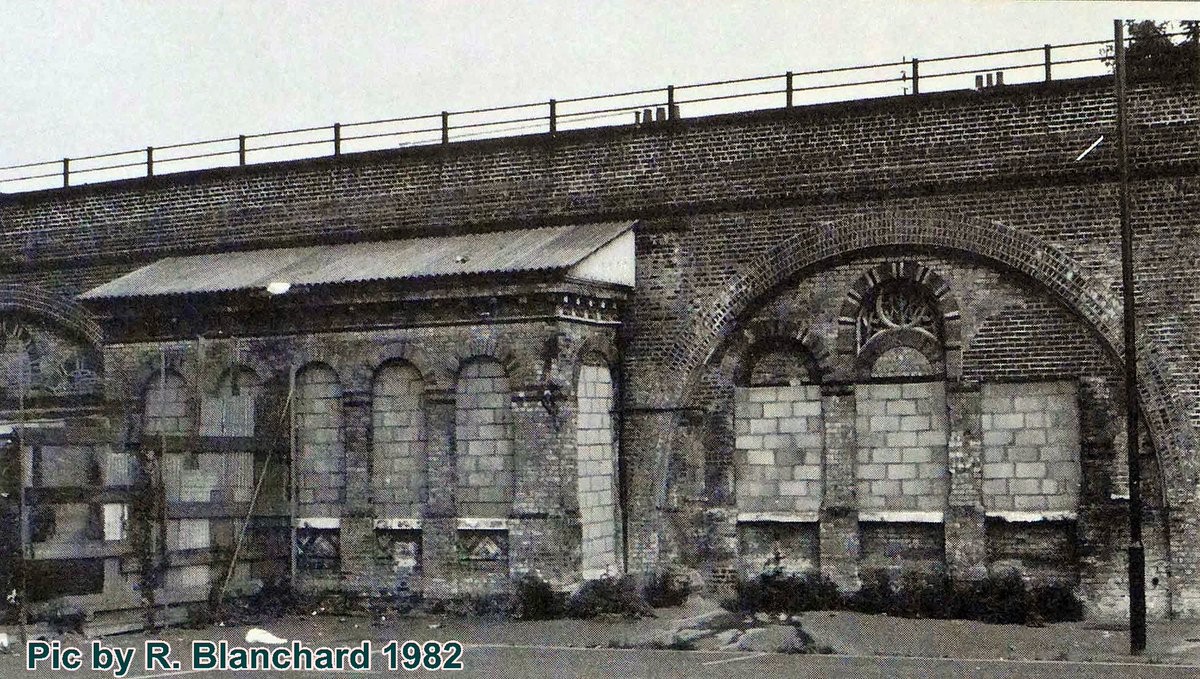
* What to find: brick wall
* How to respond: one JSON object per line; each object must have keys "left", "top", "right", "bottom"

{"left": 144, "top": 372, "right": 191, "bottom": 435}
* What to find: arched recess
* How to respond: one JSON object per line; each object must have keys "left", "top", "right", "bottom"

{"left": 294, "top": 363, "right": 344, "bottom": 518}
{"left": 455, "top": 357, "right": 515, "bottom": 518}
{"left": 576, "top": 356, "right": 620, "bottom": 578}
{"left": 372, "top": 360, "right": 426, "bottom": 516}
{"left": 0, "top": 284, "right": 103, "bottom": 350}
{"left": 659, "top": 210, "right": 1194, "bottom": 513}
{"left": 0, "top": 286, "right": 104, "bottom": 404}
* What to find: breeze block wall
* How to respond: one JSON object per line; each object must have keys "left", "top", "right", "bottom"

{"left": 1, "top": 73, "right": 1197, "bottom": 619}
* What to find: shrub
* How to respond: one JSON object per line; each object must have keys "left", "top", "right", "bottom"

{"left": 566, "top": 576, "right": 653, "bottom": 619}
{"left": 641, "top": 571, "right": 691, "bottom": 608}
{"left": 957, "top": 570, "right": 1031, "bottom": 624}
{"left": 1031, "top": 582, "right": 1085, "bottom": 623}
{"left": 846, "top": 568, "right": 893, "bottom": 614}
{"left": 510, "top": 575, "right": 565, "bottom": 620}
{"left": 734, "top": 571, "right": 843, "bottom": 614}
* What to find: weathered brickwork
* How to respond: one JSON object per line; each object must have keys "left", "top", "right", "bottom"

{"left": 1, "top": 74, "right": 1196, "bottom": 620}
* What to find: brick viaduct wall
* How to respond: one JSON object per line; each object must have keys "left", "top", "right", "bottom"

{"left": 1, "top": 75, "right": 1197, "bottom": 616}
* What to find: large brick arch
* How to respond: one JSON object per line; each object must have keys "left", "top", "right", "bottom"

{"left": 665, "top": 210, "right": 1196, "bottom": 509}
{"left": 0, "top": 284, "right": 103, "bottom": 349}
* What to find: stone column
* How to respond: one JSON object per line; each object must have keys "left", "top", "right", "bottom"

{"left": 420, "top": 388, "right": 458, "bottom": 597}
{"left": 944, "top": 379, "right": 986, "bottom": 580}
{"left": 819, "top": 383, "right": 860, "bottom": 590}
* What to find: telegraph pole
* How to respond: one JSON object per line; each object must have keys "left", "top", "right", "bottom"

{"left": 1114, "top": 19, "right": 1147, "bottom": 655}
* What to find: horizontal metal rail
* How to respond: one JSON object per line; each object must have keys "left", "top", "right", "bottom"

{"left": 0, "top": 31, "right": 1174, "bottom": 193}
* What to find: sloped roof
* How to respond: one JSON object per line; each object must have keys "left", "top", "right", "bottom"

{"left": 79, "top": 221, "right": 635, "bottom": 300}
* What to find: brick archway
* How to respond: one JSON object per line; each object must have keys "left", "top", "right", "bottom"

{"left": 0, "top": 284, "right": 103, "bottom": 349}
{"left": 661, "top": 210, "right": 1195, "bottom": 512}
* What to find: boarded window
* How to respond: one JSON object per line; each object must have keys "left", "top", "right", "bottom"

{"left": 200, "top": 367, "right": 258, "bottom": 437}
{"left": 372, "top": 362, "right": 425, "bottom": 515}
{"left": 295, "top": 364, "right": 343, "bottom": 517}
{"left": 455, "top": 360, "right": 513, "bottom": 518}
{"left": 144, "top": 372, "right": 192, "bottom": 435}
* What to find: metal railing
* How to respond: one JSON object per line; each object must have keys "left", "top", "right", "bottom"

{"left": 0, "top": 34, "right": 1158, "bottom": 193}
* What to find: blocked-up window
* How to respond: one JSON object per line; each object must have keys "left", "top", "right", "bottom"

{"left": 855, "top": 382, "right": 949, "bottom": 513}
{"left": 576, "top": 363, "right": 619, "bottom": 578}
{"left": 295, "top": 364, "right": 343, "bottom": 517}
{"left": 200, "top": 367, "right": 258, "bottom": 437}
{"left": 734, "top": 385, "right": 824, "bottom": 514}
{"left": 144, "top": 372, "right": 192, "bottom": 435}
{"left": 372, "top": 362, "right": 425, "bottom": 515}
{"left": 981, "top": 381, "right": 1080, "bottom": 513}
{"left": 455, "top": 360, "right": 513, "bottom": 518}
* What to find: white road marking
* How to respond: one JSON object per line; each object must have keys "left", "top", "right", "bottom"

{"left": 701, "top": 652, "right": 766, "bottom": 666}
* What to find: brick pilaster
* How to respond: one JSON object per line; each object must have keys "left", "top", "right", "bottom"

{"left": 945, "top": 379, "right": 985, "bottom": 580}
{"left": 819, "top": 383, "right": 860, "bottom": 590}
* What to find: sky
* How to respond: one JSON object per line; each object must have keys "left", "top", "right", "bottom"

{"left": 1, "top": 1, "right": 1197, "bottom": 188}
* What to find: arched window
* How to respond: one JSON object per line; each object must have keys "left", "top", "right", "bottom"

{"left": 576, "top": 362, "right": 619, "bottom": 577}
{"left": 144, "top": 371, "right": 192, "bottom": 435}
{"left": 200, "top": 366, "right": 259, "bottom": 437}
{"left": 856, "top": 280, "right": 943, "bottom": 353}
{"left": 295, "top": 364, "right": 343, "bottom": 518}
{"left": 372, "top": 362, "right": 425, "bottom": 516}
{"left": 455, "top": 359, "right": 513, "bottom": 518}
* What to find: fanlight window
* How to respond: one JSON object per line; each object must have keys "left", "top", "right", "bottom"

{"left": 856, "top": 280, "right": 941, "bottom": 351}
{"left": 0, "top": 318, "right": 99, "bottom": 400}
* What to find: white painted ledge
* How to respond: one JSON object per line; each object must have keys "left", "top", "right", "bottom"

{"left": 456, "top": 517, "right": 509, "bottom": 530}
{"left": 858, "top": 510, "right": 944, "bottom": 523}
{"left": 374, "top": 518, "right": 422, "bottom": 530}
{"left": 736, "top": 511, "right": 820, "bottom": 523}
{"left": 294, "top": 517, "right": 340, "bottom": 529}
{"left": 985, "top": 510, "right": 1077, "bottom": 523}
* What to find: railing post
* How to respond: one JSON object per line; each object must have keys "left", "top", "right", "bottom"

{"left": 333, "top": 123, "right": 342, "bottom": 157}
{"left": 911, "top": 58, "right": 920, "bottom": 95}
{"left": 786, "top": 71, "right": 794, "bottom": 108}
{"left": 238, "top": 135, "right": 247, "bottom": 166}
{"left": 667, "top": 85, "right": 676, "bottom": 120}
{"left": 146, "top": 147, "right": 154, "bottom": 177}
{"left": 441, "top": 111, "right": 450, "bottom": 144}
{"left": 549, "top": 99, "right": 557, "bottom": 134}
{"left": 62, "top": 158, "right": 69, "bottom": 188}
{"left": 1044, "top": 44, "right": 1052, "bottom": 82}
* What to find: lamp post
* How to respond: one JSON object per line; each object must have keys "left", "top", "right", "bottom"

{"left": 1114, "top": 19, "right": 1147, "bottom": 655}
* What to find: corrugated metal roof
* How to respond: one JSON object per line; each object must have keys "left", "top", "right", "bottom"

{"left": 80, "top": 221, "right": 635, "bottom": 300}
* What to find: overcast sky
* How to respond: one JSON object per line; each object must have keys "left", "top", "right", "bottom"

{"left": 2, "top": 1, "right": 1196, "bottom": 183}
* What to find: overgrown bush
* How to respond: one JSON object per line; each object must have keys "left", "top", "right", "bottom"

{"left": 566, "top": 576, "right": 653, "bottom": 619}
{"left": 734, "top": 571, "right": 843, "bottom": 614}
{"left": 641, "top": 571, "right": 691, "bottom": 608}
{"left": 735, "top": 567, "right": 1085, "bottom": 626}
{"left": 510, "top": 575, "right": 565, "bottom": 620}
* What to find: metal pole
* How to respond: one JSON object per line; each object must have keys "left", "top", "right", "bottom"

{"left": 1044, "top": 44, "right": 1052, "bottom": 82}
{"left": 786, "top": 71, "right": 794, "bottom": 108}
{"left": 911, "top": 58, "right": 920, "bottom": 95}
{"left": 1115, "top": 19, "right": 1146, "bottom": 656}
{"left": 238, "top": 135, "right": 247, "bottom": 166}
{"left": 667, "top": 85, "right": 676, "bottom": 120}
{"left": 146, "top": 147, "right": 154, "bottom": 177}
{"left": 549, "top": 99, "right": 557, "bottom": 135}
{"left": 333, "top": 123, "right": 342, "bottom": 157}
{"left": 441, "top": 112, "right": 450, "bottom": 144}
{"left": 62, "top": 158, "right": 70, "bottom": 188}
{"left": 288, "top": 366, "right": 298, "bottom": 582}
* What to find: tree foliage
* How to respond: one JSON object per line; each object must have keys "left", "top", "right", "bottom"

{"left": 1106, "top": 20, "right": 1199, "bottom": 86}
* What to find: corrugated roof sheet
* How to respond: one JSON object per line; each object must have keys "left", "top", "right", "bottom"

{"left": 79, "top": 221, "right": 635, "bottom": 300}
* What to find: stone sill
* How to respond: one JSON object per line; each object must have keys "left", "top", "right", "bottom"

{"left": 456, "top": 517, "right": 509, "bottom": 530}
{"left": 859, "top": 510, "right": 944, "bottom": 523}
{"left": 985, "top": 510, "right": 1077, "bottom": 522}
{"left": 374, "top": 518, "right": 422, "bottom": 530}
{"left": 736, "top": 511, "right": 819, "bottom": 523}
{"left": 294, "top": 517, "right": 340, "bottom": 529}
